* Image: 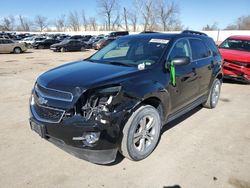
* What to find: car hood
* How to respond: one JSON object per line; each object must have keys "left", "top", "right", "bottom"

{"left": 37, "top": 60, "right": 138, "bottom": 95}
{"left": 219, "top": 48, "right": 250, "bottom": 63}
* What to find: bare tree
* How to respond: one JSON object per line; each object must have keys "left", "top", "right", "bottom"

{"left": 237, "top": 15, "right": 250, "bottom": 30}
{"left": 54, "top": 15, "right": 66, "bottom": 32}
{"left": 97, "top": 0, "right": 118, "bottom": 31}
{"left": 17, "top": 15, "right": 32, "bottom": 31}
{"left": 123, "top": 7, "right": 129, "bottom": 31}
{"left": 89, "top": 17, "right": 98, "bottom": 31}
{"left": 135, "top": 0, "right": 157, "bottom": 31}
{"left": 202, "top": 22, "right": 218, "bottom": 31}
{"left": 68, "top": 11, "right": 80, "bottom": 31}
{"left": 225, "top": 15, "right": 250, "bottom": 30}
{"left": 112, "top": 14, "right": 121, "bottom": 30}
{"left": 82, "top": 10, "right": 89, "bottom": 31}
{"left": 158, "top": 0, "right": 180, "bottom": 31}
{"left": 34, "top": 15, "right": 48, "bottom": 32}
{"left": 128, "top": 11, "right": 138, "bottom": 32}
{"left": 0, "top": 16, "right": 15, "bottom": 31}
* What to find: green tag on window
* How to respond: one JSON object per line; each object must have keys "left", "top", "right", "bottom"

{"left": 170, "top": 61, "right": 176, "bottom": 86}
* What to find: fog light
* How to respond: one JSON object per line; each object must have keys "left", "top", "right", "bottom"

{"left": 84, "top": 132, "right": 100, "bottom": 144}
{"left": 72, "top": 132, "right": 100, "bottom": 146}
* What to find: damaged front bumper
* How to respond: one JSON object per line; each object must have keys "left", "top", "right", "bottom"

{"left": 29, "top": 108, "right": 125, "bottom": 164}
{"left": 223, "top": 61, "right": 250, "bottom": 83}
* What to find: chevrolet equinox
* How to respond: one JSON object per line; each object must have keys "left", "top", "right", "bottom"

{"left": 29, "top": 30, "right": 223, "bottom": 164}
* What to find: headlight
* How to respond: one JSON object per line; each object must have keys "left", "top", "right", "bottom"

{"left": 80, "top": 86, "right": 121, "bottom": 120}
{"left": 97, "top": 86, "right": 121, "bottom": 96}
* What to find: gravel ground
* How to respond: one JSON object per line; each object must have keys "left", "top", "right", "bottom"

{"left": 0, "top": 49, "right": 249, "bottom": 188}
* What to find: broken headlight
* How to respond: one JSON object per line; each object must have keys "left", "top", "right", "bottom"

{"left": 81, "top": 86, "right": 121, "bottom": 120}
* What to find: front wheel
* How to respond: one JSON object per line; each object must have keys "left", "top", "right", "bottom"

{"left": 60, "top": 47, "right": 66, "bottom": 52}
{"left": 13, "top": 47, "right": 22, "bottom": 54}
{"left": 120, "top": 105, "right": 161, "bottom": 161}
{"left": 203, "top": 78, "right": 222, "bottom": 109}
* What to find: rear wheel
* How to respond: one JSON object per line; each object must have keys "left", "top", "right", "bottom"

{"left": 13, "top": 47, "right": 22, "bottom": 54}
{"left": 80, "top": 47, "right": 85, "bottom": 51}
{"left": 203, "top": 78, "right": 222, "bottom": 109}
{"left": 120, "top": 105, "right": 161, "bottom": 161}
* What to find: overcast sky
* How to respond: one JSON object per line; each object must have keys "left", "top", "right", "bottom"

{"left": 0, "top": 0, "right": 250, "bottom": 30}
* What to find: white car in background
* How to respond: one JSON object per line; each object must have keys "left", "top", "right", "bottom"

{"left": 19, "top": 37, "right": 45, "bottom": 47}
{"left": 0, "top": 38, "right": 27, "bottom": 53}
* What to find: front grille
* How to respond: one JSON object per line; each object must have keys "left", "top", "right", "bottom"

{"left": 31, "top": 96, "right": 65, "bottom": 123}
{"left": 35, "top": 83, "right": 73, "bottom": 102}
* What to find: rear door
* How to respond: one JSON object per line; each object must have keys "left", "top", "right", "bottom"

{"left": 2, "top": 39, "right": 15, "bottom": 52}
{"left": 189, "top": 38, "right": 213, "bottom": 95}
{"left": 167, "top": 38, "right": 199, "bottom": 112}
{"left": 0, "top": 39, "right": 4, "bottom": 52}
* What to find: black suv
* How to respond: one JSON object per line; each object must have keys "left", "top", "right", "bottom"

{"left": 29, "top": 31, "right": 223, "bottom": 164}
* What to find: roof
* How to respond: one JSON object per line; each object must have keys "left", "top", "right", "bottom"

{"left": 228, "top": 35, "right": 250, "bottom": 41}
{"left": 122, "top": 31, "right": 209, "bottom": 40}
{"left": 122, "top": 33, "right": 179, "bottom": 40}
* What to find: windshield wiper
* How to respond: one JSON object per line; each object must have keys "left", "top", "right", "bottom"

{"left": 107, "top": 61, "right": 134, "bottom": 67}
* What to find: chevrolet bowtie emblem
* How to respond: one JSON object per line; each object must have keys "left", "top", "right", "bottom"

{"left": 38, "top": 97, "right": 48, "bottom": 105}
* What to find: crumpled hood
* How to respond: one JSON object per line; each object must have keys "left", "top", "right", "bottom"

{"left": 219, "top": 48, "right": 250, "bottom": 63}
{"left": 37, "top": 60, "right": 138, "bottom": 94}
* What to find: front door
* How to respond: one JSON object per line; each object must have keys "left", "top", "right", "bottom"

{"left": 166, "top": 38, "right": 199, "bottom": 113}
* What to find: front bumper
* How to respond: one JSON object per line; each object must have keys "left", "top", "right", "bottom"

{"left": 29, "top": 117, "right": 120, "bottom": 164}
{"left": 223, "top": 62, "right": 250, "bottom": 83}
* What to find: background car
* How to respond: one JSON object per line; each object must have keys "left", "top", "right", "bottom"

{"left": 0, "top": 38, "right": 27, "bottom": 54}
{"left": 19, "top": 36, "right": 46, "bottom": 48}
{"left": 50, "top": 39, "right": 86, "bottom": 52}
{"left": 32, "top": 39, "right": 60, "bottom": 49}
{"left": 84, "top": 36, "right": 104, "bottom": 48}
{"left": 93, "top": 38, "right": 115, "bottom": 50}
{"left": 219, "top": 35, "right": 250, "bottom": 83}
{"left": 108, "top": 31, "right": 129, "bottom": 38}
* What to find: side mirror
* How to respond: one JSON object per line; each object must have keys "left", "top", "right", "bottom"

{"left": 164, "top": 56, "right": 190, "bottom": 70}
{"left": 172, "top": 56, "right": 191, "bottom": 66}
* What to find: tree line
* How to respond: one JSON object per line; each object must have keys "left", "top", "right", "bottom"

{"left": 0, "top": 0, "right": 183, "bottom": 32}
{"left": 202, "top": 15, "right": 250, "bottom": 31}
{"left": 1, "top": 0, "right": 250, "bottom": 32}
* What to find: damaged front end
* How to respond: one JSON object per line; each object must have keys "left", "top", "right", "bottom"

{"left": 30, "top": 83, "right": 136, "bottom": 164}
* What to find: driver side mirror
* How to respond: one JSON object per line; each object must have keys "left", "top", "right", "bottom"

{"left": 165, "top": 56, "right": 191, "bottom": 69}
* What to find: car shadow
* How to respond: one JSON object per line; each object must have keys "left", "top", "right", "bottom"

{"left": 163, "top": 185, "right": 181, "bottom": 188}
{"left": 104, "top": 106, "right": 203, "bottom": 166}
{"left": 161, "top": 106, "right": 203, "bottom": 134}
{"left": 101, "top": 152, "right": 125, "bottom": 166}
{"left": 223, "top": 78, "right": 249, "bottom": 85}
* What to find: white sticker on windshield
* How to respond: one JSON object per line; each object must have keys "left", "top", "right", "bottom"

{"left": 149, "top": 39, "right": 169, "bottom": 44}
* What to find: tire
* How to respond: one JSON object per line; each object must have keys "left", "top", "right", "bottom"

{"left": 203, "top": 78, "right": 222, "bottom": 109}
{"left": 60, "top": 47, "right": 66, "bottom": 52}
{"left": 13, "top": 47, "right": 22, "bottom": 54}
{"left": 120, "top": 105, "right": 161, "bottom": 161}
{"left": 80, "top": 47, "right": 85, "bottom": 51}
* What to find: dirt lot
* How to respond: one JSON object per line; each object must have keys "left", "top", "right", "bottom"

{"left": 0, "top": 49, "right": 250, "bottom": 188}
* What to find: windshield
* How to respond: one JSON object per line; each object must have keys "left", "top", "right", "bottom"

{"left": 89, "top": 37, "right": 170, "bottom": 67}
{"left": 219, "top": 39, "right": 250, "bottom": 52}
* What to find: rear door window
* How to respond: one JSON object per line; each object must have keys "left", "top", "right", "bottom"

{"left": 189, "top": 39, "right": 211, "bottom": 60}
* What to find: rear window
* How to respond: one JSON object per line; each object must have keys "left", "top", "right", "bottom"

{"left": 219, "top": 39, "right": 250, "bottom": 52}
{"left": 205, "top": 38, "right": 220, "bottom": 56}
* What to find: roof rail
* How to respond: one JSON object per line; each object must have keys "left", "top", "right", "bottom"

{"left": 182, "top": 30, "right": 207, "bottom": 36}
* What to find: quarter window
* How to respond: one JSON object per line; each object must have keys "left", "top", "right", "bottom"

{"left": 189, "top": 39, "right": 210, "bottom": 60}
